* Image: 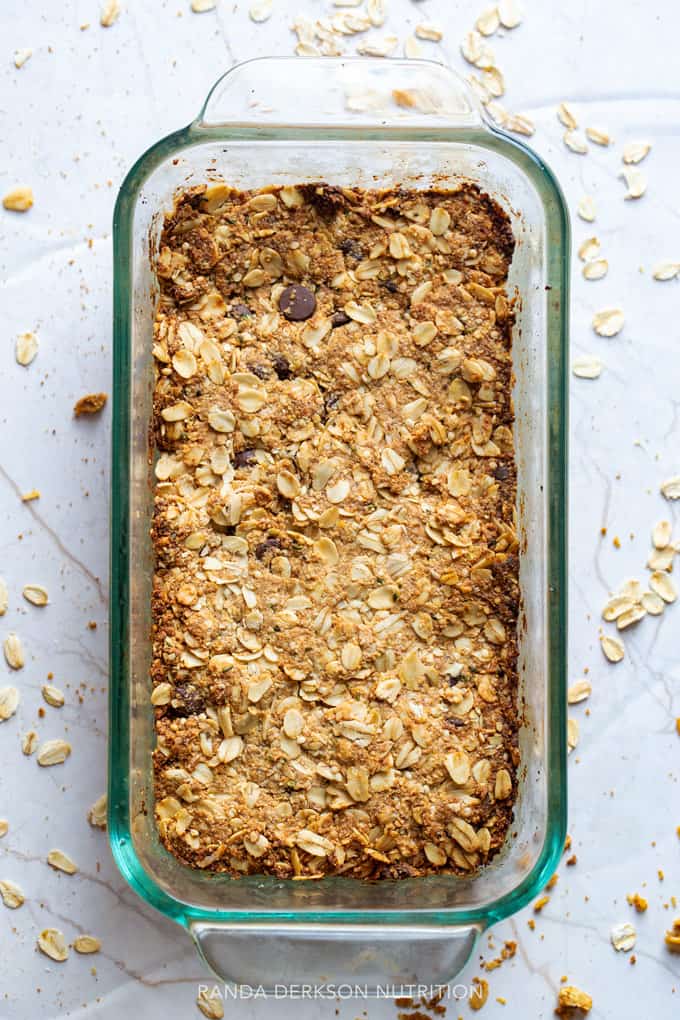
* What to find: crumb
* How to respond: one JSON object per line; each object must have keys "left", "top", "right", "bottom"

{"left": 534, "top": 895, "right": 550, "bottom": 912}
{"left": 566, "top": 854, "right": 577, "bottom": 866}
{"left": 627, "top": 893, "right": 648, "bottom": 912}
{"left": 556, "top": 985, "right": 592, "bottom": 1015}
{"left": 74, "top": 392, "right": 108, "bottom": 417}
{"left": 527, "top": 919, "right": 536, "bottom": 930}
{"left": 613, "top": 536, "right": 621, "bottom": 548}
{"left": 546, "top": 873, "right": 559, "bottom": 889}
{"left": 21, "top": 489, "right": 40, "bottom": 502}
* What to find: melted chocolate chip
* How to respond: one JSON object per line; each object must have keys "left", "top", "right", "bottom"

{"left": 234, "top": 449, "right": 257, "bottom": 468}
{"left": 331, "top": 310, "right": 351, "bottom": 328}
{"left": 170, "top": 682, "right": 206, "bottom": 717}
{"left": 494, "top": 464, "right": 510, "bottom": 480}
{"left": 338, "top": 237, "right": 364, "bottom": 261}
{"left": 278, "top": 285, "right": 316, "bottom": 322}
{"left": 271, "top": 353, "right": 292, "bottom": 379}
{"left": 231, "top": 302, "right": 253, "bottom": 318}
{"left": 249, "top": 363, "right": 270, "bottom": 380}
{"left": 383, "top": 280, "right": 399, "bottom": 293}
{"left": 445, "top": 716, "right": 466, "bottom": 728}
{"left": 255, "top": 537, "right": 282, "bottom": 560}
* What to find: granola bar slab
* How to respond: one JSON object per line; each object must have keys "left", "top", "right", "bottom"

{"left": 151, "top": 181, "right": 520, "bottom": 878}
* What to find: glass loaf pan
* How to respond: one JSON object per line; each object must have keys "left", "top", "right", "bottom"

{"left": 109, "top": 57, "right": 569, "bottom": 989}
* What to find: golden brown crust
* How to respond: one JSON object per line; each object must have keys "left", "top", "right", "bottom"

{"left": 150, "top": 181, "right": 520, "bottom": 878}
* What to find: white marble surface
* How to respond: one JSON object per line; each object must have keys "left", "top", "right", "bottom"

{"left": 1, "top": 1, "right": 679, "bottom": 1016}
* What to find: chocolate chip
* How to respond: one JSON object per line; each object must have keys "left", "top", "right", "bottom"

{"left": 271, "top": 353, "right": 292, "bottom": 379}
{"left": 494, "top": 464, "right": 510, "bottom": 480}
{"left": 231, "top": 302, "right": 252, "bottom": 318}
{"left": 234, "top": 449, "right": 256, "bottom": 468}
{"left": 338, "top": 237, "right": 364, "bottom": 261}
{"left": 383, "top": 280, "right": 399, "bottom": 293}
{"left": 445, "top": 716, "right": 466, "bottom": 728}
{"left": 249, "top": 363, "right": 270, "bottom": 380}
{"left": 170, "top": 683, "right": 205, "bottom": 717}
{"left": 278, "top": 285, "right": 316, "bottom": 322}
{"left": 255, "top": 537, "right": 282, "bottom": 560}
{"left": 331, "top": 310, "right": 351, "bottom": 328}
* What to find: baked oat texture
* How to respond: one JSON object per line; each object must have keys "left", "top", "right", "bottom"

{"left": 151, "top": 181, "right": 520, "bottom": 878}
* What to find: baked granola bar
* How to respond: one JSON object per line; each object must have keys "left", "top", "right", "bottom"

{"left": 150, "top": 181, "right": 519, "bottom": 878}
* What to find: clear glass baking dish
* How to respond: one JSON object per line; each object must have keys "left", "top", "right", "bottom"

{"left": 109, "top": 57, "right": 569, "bottom": 990}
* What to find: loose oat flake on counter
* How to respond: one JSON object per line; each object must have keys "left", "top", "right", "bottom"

{"left": 150, "top": 181, "right": 520, "bottom": 879}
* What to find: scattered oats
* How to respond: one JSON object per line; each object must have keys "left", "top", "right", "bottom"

{"left": 582, "top": 259, "right": 608, "bottom": 281}
{"left": 505, "top": 112, "right": 535, "bottom": 137}
{"left": 100, "top": 0, "right": 121, "bottom": 27}
{"left": 572, "top": 355, "right": 602, "bottom": 380}
{"left": 42, "top": 685, "right": 65, "bottom": 708}
{"left": 22, "top": 584, "right": 48, "bottom": 607}
{"left": 563, "top": 129, "right": 588, "bottom": 154}
{"left": 622, "top": 141, "right": 651, "bottom": 165}
{"left": 0, "top": 579, "right": 7, "bottom": 616}
{"left": 616, "top": 604, "right": 646, "bottom": 630}
{"left": 38, "top": 928, "right": 69, "bottom": 962}
{"left": 0, "top": 687, "right": 19, "bottom": 722}
{"left": 557, "top": 986, "right": 592, "bottom": 1013}
{"left": 0, "top": 880, "right": 25, "bottom": 909}
{"left": 482, "top": 67, "right": 505, "bottom": 98}
{"left": 357, "top": 36, "right": 398, "bottom": 57}
{"left": 249, "top": 0, "right": 272, "bottom": 22}
{"left": 586, "top": 126, "right": 611, "bottom": 146}
{"left": 37, "top": 739, "right": 71, "bottom": 767}
{"left": 641, "top": 590, "right": 665, "bottom": 615}
{"left": 21, "top": 730, "right": 38, "bottom": 755}
{"left": 3, "top": 633, "right": 25, "bottom": 670}
{"left": 557, "top": 102, "right": 578, "bottom": 130}
{"left": 15, "top": 332, "right": 38, "bottom": 367}
{"left": 73, "top": 935, "right": 101, "bottom": 954}
{"left": 592, "top": 308, "right": 624, "bottom": 337}
{"left": 621, "top": 168, "right": 646, "bottom": 199}
{"left": 567, "top": 717, "right": 579, "bottom": 753}
{"left": 648, "top": 545, "right": 675, "bottom": 571}
{"left": 191, "top": 0, "right": 216, "bottom": 10}
{"left": 577, "top": 195, "right": 596, "bottom": 222}
{"left": 649, "top": 571, "right": 676, "bottom": 604}
{"left": 88, "top": 794, "right": 107, "bottom": 829}
{"left": 461, "top": 30, "right": 484, "bottom": 65}
{"left": 403, "top": 35, "right": 423, "bottom": 58}
{"left": 14, "top": 49, "right": 33, "bottom": 69}
{"left": 2, "top": 186, "right": 34, "bottom": 212}
{"left": 484, "top": 101, "right": 507, "bottom": 127}
{"left": 601, "top": 633, "right": 625, "bottom": 663}
{"left": 652, "top": 520, "right": 672, "bottom": 549}
{"left": 476, "top": 6, "right": 500, "bottom": 35}
{"left": 415, "top": 23, "right": 443, "bottom": 41}
{"left": 568, "top": 679, "right": 592, "bottom": 704}
{"left": 611, "top": 921, "right": 637, "bottom": 952}
{"left": 660, "top": 476, "right": 680, "bottom": 500}
{"left": 652, "top": 262, "right": 680, "bottom": 281}
{"left": 577, "top": 237, "right": 600, "bottom": 261}
{"left": 0, "top": 821, "right": 7, "bottom": 838}
{"left": 602, "top": 594, "right": 635, "bottom": 621}
{"left": 366, "top": 0, "right": 386, "bottom": 26}
{"left": 498, "top": 0, "right": 523, "bottom": 29}
{"left": 47, "top": 849, "right": 78, "bottom": 875}
{"left": 197, "top": 988, "right": 225, "bottom": 1020}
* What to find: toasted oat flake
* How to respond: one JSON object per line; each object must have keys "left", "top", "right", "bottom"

{"left": 568, "top": 679, "right": 592, "bottom": 704}
{"left": 652, "top": 520, "right": 672, "bottom": 549}
{"left": 567, "top": 717, "right": 579, "bottom": 753}
{"left": 602, "top": 593, "right": 635, "bottom": 621}
{"left": 577, "top": 237, "right": 600, "bottom": 261}
{"left": 74, "top": 935, "right": 101, "bottom": 954}
{"left": 648, "top": 545, "right": 675, "bottom": 571}
{"left": 572, "top": 356, "right": 602, "bottom": 380}
{"left": 415, "top": 22, "right": 443, "bottom": 41}
{"left": 47, "top": 849, "right": 78, "bottom": 875}
{"left": 0, "top": 880, "right": 25, "bottom": 909}
{"left": 461, "top": 30, "right": 484, "bottom": 64}
{"left": 649, "top": 571, "right": 676, "bottom": 604}
{"left": 366, "top": 0, "right": 386, "bottom": 26}
{"left": 616, "top": 604, "right": 646, "bottom": 630}
{"left": 582, "top": 259, "right": 608, "bottom": 281}
{"left": 357, "top": 36, "right": 398, "bottom": 57}
{"left": 14, "top": 48, "right": 33, "bottom": 68}
{"left": 100, "top": 0, "right": 121, "bottom": 26}
{"left": 641, "top": 590, "right": 665, "bottom": 615}
{"left": 498, "top": 0, "right": 523, "bottom": 28}
{"left": 586, "top": 126, "right": 611, "bottom": 146}
{"left": 38, "top": 928, "right": 69, "bottom": 962}
{"left": 505, "top": 113, "right": 535, "bottom": 137}
{"left": 622, "top": 141, "right": 651, "bottom": 165}
{"left": 197, "top": 988, "right": 225, "bottom": 1019}
{"left": 601, "top": 633, "right": 625, "bottom": 663}
{"left": 0, "top": 579, "right": 7, "bottom": 616}
{"left": 249, "top": 0, "right": 272, "bottom": 22}
{"left": 660, "top": 476, "right": 680, "bottom": 500}
{"left": 191, "top": 0, "right": 216, "bottom": 10}
{"left": 21, "top": 730, "right": 38, "bottom": 755}
{"left": 403, "top": 35, "right": 423, "bottom": 58}
{"left": 42, "top": 685, "right": 65, "bottom": 708}
{"left": 652, "top": 262, "right": 680, "bottom": 281}
{"left": 476, "top": 6, "right": 500, "bottom": 35}
{"left": 23, "top": 584, "right": 48, "bottom": 607}
{"left": 3, "top": 187, "right": 34, "bottom": 212}
{"left": 557, "top": 102, "right": 578, "bottom": 130}
{"left": 88, "top": 793, "right": 107, "bottom": 829}
{"left": 592, "top": 308, "right": 624, "bottom": 337}
{"left": 621, "top": 168, "right": 646, "bottom": 199}
{"left": 15, "top": 332, "right": 38, "bottom": 366}
{"left": 563, "top": 129, "right": 588, "bottom": 154}
{"left": 611, "top": 921, "right": 636, "bottom": 952}
{"left": 0, "top": 687, "right": 19, "bottom": 722}
{"left": 37, "top": 739, "right": 71, "bottom": 767}
{"left": 3, "top": 633, "right": 24, "bottom": 670}
{"left": 577, "top": 195, "right": 596, "bottom": 222}
{"left": 557, "top": 986, "right": 592, "bottom": 1013}
{"left": 482, "top": 67, "right": 505, "bottom": 98}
